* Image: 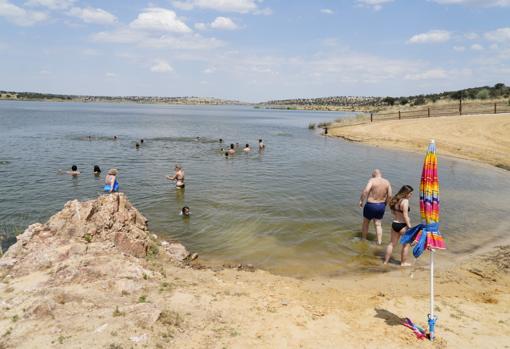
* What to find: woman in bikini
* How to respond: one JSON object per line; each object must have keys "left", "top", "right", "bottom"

{"left": 384, "top": 185, "right": 413, "bottom": 266}
{"left": 167, "top": 164, "right": 185, "bottom": 189}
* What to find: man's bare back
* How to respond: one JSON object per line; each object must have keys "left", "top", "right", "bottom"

{"left": 367, "top": 177, "right": 391, "bottom": 203}
{"left": 359, "top": 169, "right": 392, "bottom": 206}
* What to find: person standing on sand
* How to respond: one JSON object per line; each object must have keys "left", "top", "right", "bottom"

{"left": 359, "top": 169, "right": 392, "bottom": 245}
{"left": 384, "top": 185, "right": 413, "bottom": 266}
{"left": 167, "top": 164, "right": 185, "bottom": 189}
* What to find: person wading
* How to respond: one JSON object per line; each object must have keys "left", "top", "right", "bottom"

{"left": 358, "top": 169, "right": 392, "bottom": 245}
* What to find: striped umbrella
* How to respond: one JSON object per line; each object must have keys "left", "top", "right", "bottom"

{"left": 400, "top": 140, "right": 446, "bottom": 340}
{"left": 418, "top": 139, "right": 446, "bottom": 341}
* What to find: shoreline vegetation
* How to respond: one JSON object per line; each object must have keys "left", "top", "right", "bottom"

{"left": 0, "top": 91, "right": 243, "bottom": 106}
{"left": 1, "top": 194, "right": 509, "bottom": 348}
{"left": 3, "top": 84, "right": 510, "bottom": 113}
{"left": 326, "top": 113, "right": 510, "bottom": 171}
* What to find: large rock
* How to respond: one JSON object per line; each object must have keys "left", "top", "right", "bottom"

{"left": 1, "top": 194, "right": 156, "bottom": 276}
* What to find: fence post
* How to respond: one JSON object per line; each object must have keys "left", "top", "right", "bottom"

{"left": 428, "top": 107, "right": 430, "bottom": 118}
{"left": 370, "top": 113, "right": 373, "bottom": 122}
{"left": 459, "top": 99, "right": 462, "bottom": 115}
{"left": 494, "top": 103, "right": 497, "bottom": 114}
{"left": 398, "top": 110, "right": 401, "bottom": 120}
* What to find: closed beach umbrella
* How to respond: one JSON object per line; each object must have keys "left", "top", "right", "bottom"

{"left": 400, "top": 139, "right": 446, "bottom": 340}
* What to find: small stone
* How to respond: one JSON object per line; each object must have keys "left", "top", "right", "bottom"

{"left": 130, "top": 333, "right": 148, "bottom": 343}
{"left": 190, "top": 253, "right": 199, "bottom": 261}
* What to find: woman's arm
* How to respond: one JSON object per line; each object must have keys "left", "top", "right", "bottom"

{"left": 402, "top": 199, "right": 411, "bottom": 227}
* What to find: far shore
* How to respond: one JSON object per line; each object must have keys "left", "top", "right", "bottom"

{"left": 328, "top": 113, "right": 510, "bottom": 171}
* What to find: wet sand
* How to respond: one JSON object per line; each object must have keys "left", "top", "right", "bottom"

{"left": 329, "top": 113, "right": 510, "bottom": 170}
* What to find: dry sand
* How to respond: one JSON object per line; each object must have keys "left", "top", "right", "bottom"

{"left": 1, "top": 194, "right": 509, "bottom": 348}
{"left": 329, "top": 113, "right": 510, "bottom": 170}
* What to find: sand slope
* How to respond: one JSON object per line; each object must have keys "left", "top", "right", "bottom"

{"left": 1, "top": 195, "right": 509, "bottom": 349}
{"left": 329, "top": 114, "right": 510, "bottom": 170}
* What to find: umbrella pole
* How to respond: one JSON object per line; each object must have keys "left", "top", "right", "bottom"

{"left": 428, "top": 249, "right": 437, "bottom": 341}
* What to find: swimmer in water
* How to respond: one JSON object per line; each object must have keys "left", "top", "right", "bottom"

{"left": 66, "top": 165, "right": 81, "bottom": 176}
{"left": 113, "top": 136, "right": 117, "bottom": 140}
{"left": 93, "top": 165, "right": 101, "bottom": 176}
{"left": 167, "top": 164, "right": 185, "bottom": 189}
{"left": 235, "top": 142, "right": 240, "bottom": 148}
{"left": 140, "top": 139, "right": 144, "bottom": 144}
{"left": 225, "top": 151, "right": 229, "bottom": 158}
{"left": 219, "top": 138, "right": 223, "bottom": 143}
{"left": 258, "top": 139, "right": 265, "bottom": 150}
{"left": 104, "top": 168, "right": 119, "bottom": 193}
{"left": 243, "top": 144, "right": 251, "bottom": 152}
{"left": 180, "top": 206, "right": 190, "bottom": 217}
{"left": 135, "top": 142, "right": 140, "bottom": 149}
{"left": 228, "top": 144, "right": 236, "bottom": 155}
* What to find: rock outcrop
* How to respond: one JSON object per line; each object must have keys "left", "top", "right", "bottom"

{"left": 0, "top": 194, "right": 192, "bottom": 348}
{"left": 1, "top": 193, "right": 189, "bottom": 279}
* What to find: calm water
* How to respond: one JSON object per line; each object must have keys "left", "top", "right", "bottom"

{"left": 1, "top": 101, "right": 509, "bottom": 276}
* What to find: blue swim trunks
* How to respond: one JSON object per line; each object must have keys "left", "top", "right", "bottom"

{"left": 363, "top": 202, "right": 386, "bottom": 220}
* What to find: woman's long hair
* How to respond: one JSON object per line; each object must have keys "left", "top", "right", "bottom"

{"left": 390, "top": 185, "right": 414, "bottom": 211}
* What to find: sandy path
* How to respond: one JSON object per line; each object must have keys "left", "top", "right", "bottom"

{"left": 329, "top": 114, "right": 510, "bottom": 170}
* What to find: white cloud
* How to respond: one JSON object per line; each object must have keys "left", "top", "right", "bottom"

{"left": 433, "top": 0, "right": 510, "bottom": 7}
{"left": 150, "top": 59, "right": 173, "bottom": 73}
{"left": 130, "top": 8, "right": 191, "bottom": 33}
{"left": 25, "top": 0, "right": 74, "bottom": 10}
{"left": 320, "top": 8, "right": 334, "bottom": 14}
{"left": 485, "top": 27, "right": 510, "bottom": 42}
{"left": 404, "top": 69, "right": 448, "bottom": 80}
{"left": 453, "top": 45, "right": 466, "bottom": 52}
{"left": 210, "top": 16, "right": 238, "bottom": 30}
{"left": 464, "top": 32, "right": 479, "bottom": 40}
{"left": 68, "top": 7, "right": 117, "bottom": 25}
{"left": 105, "top": 72, "right": 116, "bottom": 77}
{"left": 203, "top": 67, "right": 216, "bottom": 74}
{"left": 408, "top": 30, "right": 451, "bottom": 44}
{"left": 0, "top": 0, "right": 47, "bottom": 26}
{"left": 194, "top": 22, "right": 207, "bottom": 30}
{"left": 92, "top": 28, "right": 224, "bottom": 50}
{"left": 172, "top": 0, "right": 260, "bottom": 13}
{"left": 39, "top": 69, "right": 51, "bottom": 75}
{"left": 470, "top": 43, "right": 483, "bottom": 50}
{"left": 356, "top": 0, "right": 394, "bottom": 11}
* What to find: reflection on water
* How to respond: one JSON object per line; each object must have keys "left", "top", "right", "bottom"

{"left": 1, "top": 101, "right": 509, "bottom": 277}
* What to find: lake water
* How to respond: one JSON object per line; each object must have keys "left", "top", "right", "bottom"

{"left": 1, "top": 101, "right": 509, "bottom": 277}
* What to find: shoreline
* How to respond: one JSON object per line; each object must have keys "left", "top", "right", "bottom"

{"left": 327, "top": 113, "right": 510, "bottom": 171}
{"left": 1, "top": 194, "right": 509, "bottom": 348}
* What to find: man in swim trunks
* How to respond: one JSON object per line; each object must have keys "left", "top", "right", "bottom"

{"left": 359, "top": 169, "right": 392, "bottom": 245}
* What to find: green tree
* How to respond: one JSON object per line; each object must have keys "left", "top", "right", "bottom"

{"left": 476, "top": 89, "right": 490, "bottom": 100}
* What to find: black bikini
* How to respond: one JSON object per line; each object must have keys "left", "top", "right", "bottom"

{"left": 392, "top": 200, "right": 410, "bottom": 233}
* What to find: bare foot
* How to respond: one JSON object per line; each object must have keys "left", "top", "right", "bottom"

{"left": 400, "top": 262, "right": 412, "bottom": 267}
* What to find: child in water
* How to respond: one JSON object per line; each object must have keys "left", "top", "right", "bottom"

{"left": 104, "top": 168, "right": 119, "bottom": 193}
{"left": 66, "top": 165, "right": 81, "bottom": 176}
{"left": 180, "top": 206, "right": 191, "bottom": 217}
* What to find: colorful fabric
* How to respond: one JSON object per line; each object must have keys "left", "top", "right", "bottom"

{"left": 419, "top": 142, "right": 446, "bottom": 251}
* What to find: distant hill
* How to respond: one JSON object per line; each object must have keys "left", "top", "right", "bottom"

{"left": 259, "top": 83, "right": 510, "bottom": 110}
{"left": 0, "top": 90, "right": 243, "bottom": 105}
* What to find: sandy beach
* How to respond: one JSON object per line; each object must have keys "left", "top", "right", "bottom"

{"left": 1, "top": 194, "right": 509, "bottom": 349}
{"left": 329, "top": 114, "right": 510, "bottom": 170}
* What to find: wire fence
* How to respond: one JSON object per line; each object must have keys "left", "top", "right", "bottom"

{"left": 368, "top": 100, "right": 510, "bottom": 122}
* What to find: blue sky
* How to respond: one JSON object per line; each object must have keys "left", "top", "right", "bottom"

{"left": 1, "top": 0, "right": 509, "bottom": 101}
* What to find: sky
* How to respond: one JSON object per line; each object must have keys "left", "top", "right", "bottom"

{"left": 1, "top": 0, "right": 510, "bottom": 101}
